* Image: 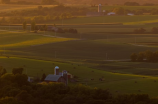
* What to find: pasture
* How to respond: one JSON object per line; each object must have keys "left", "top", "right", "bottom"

{"left": 0, "top": 31, "right": 75, "bottom": 48}
{"left": 1, "top": 18, "right": 158, "bottom": 97}
{"left": 89, "top": 5, "right": 158, "bottom": 11}
{"left": 48, "top": 15, "right": 158, "bottom": 25}
{"left": 1, "top": 57, "right": 158, "bottom": 96}
{"left": 0, "top": 4, "right": 55, "bottom": 12}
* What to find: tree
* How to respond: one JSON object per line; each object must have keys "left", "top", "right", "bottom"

{"left": 124, "top": 2, "right": 140, "bottom": 6}
{"left": 41, "top": 0, "right": 57, "bottom": 5}
{"left": 31, "top": 21, "right": 36, "bottom": 31}
{"left": 12, "top": 68, "right": 23, "bottom": 75}
{"left": 130, "top": 53, "right": 137, "bottom": 62}
{"left": 23, "top": 21, "right": 27, "bottom": 31}
{"left": 0, "top": 97, "right": 25, "bottom": 104}
{"left": 16, "top": 90, "right": 32, "bottom": 103}
{"left": 137, "top": 52, "right": 145, "bottom": 62}
{"left": 113, "top": 7, "right": 125, "bottom": 15}
{"left": 14, "top": 74, "right": 28, "bottom": 86}
{"left": 41, "top": 73, "right": 46, "bottom": 81}
{"left": 134, "top": 28, "right": 146, "bottom": 34}
{"left": 1, "top": 17, "right": 6, "bottom": 23}
{"left": 151, "top": 27, "right": 158, "bottom": 33}
{"left": 1, "top": 0, "right": 10, "bottom": 4}
{"left": 0, "top": 66, "right": 7, "bottom": 76}
{"left": 144, "top": 50, "right": 154, "bottom": 62}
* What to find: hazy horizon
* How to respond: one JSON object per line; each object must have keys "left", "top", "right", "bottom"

{"left": 10, "top": 0, "right": 158, "bottom": 4}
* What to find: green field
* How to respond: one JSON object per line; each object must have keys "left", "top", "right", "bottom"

{"left": 1, "top": 56, "right": 158, "bottom": 97}
{"left": 0, "top": 4, "right": 55, "bottom": 12}
{"left": 89, "top": 5, "right": 158, "bottom": 11}
{"left": 47, "top": 15, "right": 158, "bottom": 25}
{"left": 1, "top": 14, "right": 158, "bottom": 97}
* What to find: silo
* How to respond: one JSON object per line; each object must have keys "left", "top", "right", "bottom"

{"left": 54, "top": 66, "right": 59, "bottom": 75}
{"left": 98, "top": 4, "right": 102, "bottom": 12}
{"left": 62, "top": 70, "right": 68, "bottom": 86}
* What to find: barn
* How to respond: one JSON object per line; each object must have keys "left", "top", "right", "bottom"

{"left": 44, "top": 74, "right": 66, "bottom": 83}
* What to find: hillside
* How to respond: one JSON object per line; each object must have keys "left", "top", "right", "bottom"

{"left": 9, "top": 0, "right": 158, "bottom": 4}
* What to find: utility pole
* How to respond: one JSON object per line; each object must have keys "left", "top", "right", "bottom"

{"left": 55, "top": 51, "right": 57, "bottom": 58}
{"left": 106, "top": 52, "right": 108, "bottom": 60}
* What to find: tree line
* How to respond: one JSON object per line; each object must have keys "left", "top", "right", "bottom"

{"left": 0, "top": 5, "right": 89, "bottom": 17}
{"left": 134, "top": 27, "right": 158, "bottom": 34}
{"left": 1, "top": 67, "right": 158, "bottom": 104}
{"left": 1, "top": 0, "right": 59, "bottom": 5}
{"left": 112, "top": 7, "right": 158, "bottom": 15}
{"left": 124, "top": 2, "right": 156, "bottom": 6}
{"left": 131, "top": 50, "right": 158, "bottom": 62}
{"left": 22, "top": 21, "right": 78, "bottom": 34}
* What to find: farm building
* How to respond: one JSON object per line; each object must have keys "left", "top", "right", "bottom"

{"left": 86, "top": 4, "right": 105, "bottom": 17}
{"left": 107, "top": 12, "right": 116, "bottom": 15}
{"left": 127, "top": 13, "right": 134, "bottom": 16}
{"left": 44, "top": 75, "right": 66, "bottom": 83}
{"left": 86, "top": 12, "right": 104, "bottom": 17}
{"left": 44, "top": 66, "right": 72, "bottom": 86}
{"left": 47, "top": 26, "right": 58, "bottom": 32}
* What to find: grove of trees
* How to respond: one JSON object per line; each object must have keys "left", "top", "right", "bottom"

{"left": 130, "top": 50, "right": 158, "bottom": 62}
{"left": 0, "top": 5, "right": 90, "bottom": 24}
{"left": 1, "top": 0, "right": 10, "bottom": 4}
{"left": 1, "top": 66, "right": 158, "bottom": 103}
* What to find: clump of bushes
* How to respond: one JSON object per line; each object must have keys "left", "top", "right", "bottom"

{"left": 134, "top": 28, "right": 146, "bottom": 34}
{"left": 151, "top": 27, "right": 158, "bottom": 34}
{"left": 130, "top": 50, "right": 158, "bottom": 62}
{"left": 61, "top": 28, "right": 78, "bottom": 33}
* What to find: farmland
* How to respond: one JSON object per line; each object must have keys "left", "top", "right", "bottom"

{"left": 49, "top": 15, "right": 158, "bottom": 25}
{"left": 0, "top": 4, "right": 55, "bottom": 12}
{"left": 90, "top": 5, "right": 158, "bottom": 11}
{"left": 0, "top": 27, "right": 158, "bottom": 97}
{"left": 1, "top": 4, "right": 158, "bottom": 97}
{"left": 1, "top": 56, "right": 158, "bottom": 96}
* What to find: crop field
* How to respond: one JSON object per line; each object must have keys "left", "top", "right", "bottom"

{"left": 1, "top": 57, "right": 158, "bottom": 96}
{"left": 10, "top": 30, "right": 158, "bottom": 61}
{"left": 1, "top": 23, "right": 158, "bottom": 96}
{"left": 51, "top": 15, "right": 158, "bottom": 25}
{"left": 89, "top": 5, "right": 158, "bottom": 11}
{"left": 0, "top": 4, "right": 55, "bottom": 12}
{"left": 1, "top": 27, "right": 158, "bottom": 60}
{"left": 0, "top": 31, "right": 75, "bottom": 48}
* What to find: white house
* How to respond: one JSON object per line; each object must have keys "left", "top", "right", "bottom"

{"left": 107, "top": 12, "right": 116, "bottom": 15}
{"left": 127, "top": 13, "right": 134, "bottom": 16}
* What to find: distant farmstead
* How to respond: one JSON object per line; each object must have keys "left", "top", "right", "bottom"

{"left": 107, "top": 12, "right": 116, "bottom": 15}
{"left": 47, "top": 26, "right": 58, "bottom": 32}
{"left": 44, "top": 66, "right": 72, "bottom": 86}
{"left": 45, "top": 75, "right": 66, "bottom": 83}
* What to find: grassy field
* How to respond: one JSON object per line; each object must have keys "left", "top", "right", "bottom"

{"left": 10, "top": 31, "right": 158, "bottom": 61}
{"left": 0, "top": 4, "right": 55, "bottom": 12}
{"left": 89, "top": 5, "right": 158, "bottom": 11}
{"left": 1, "top": 23, "right": 158, "bottom": 96}
{"left": 49, "top": 15, "right": 158, "bottom": 25}
{"left": 0, "top": 31, "right": 75, "bottom": 48}
{"left": 1, "top": 56, "right": 158, "bottom": 97}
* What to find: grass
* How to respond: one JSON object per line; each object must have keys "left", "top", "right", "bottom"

{"left": 11, "top": 32, "right": 158, "bottom": 60}
{"left": 1, "top": 56, "right": 158, "bottom": 97}
{"left": 50, "top": 15, "right": 158, "bottom": 25}
{"left": 0, "top": 31, "right": 75, "bottom": 48}
{"left": 89, "top": 5, "right": 158, "bottom": 11}
{"left": 0, "top": 4, "right": 55, "bottom": 12}
{"left": 0, "top": 30, "right": 158, "bottom": 96}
